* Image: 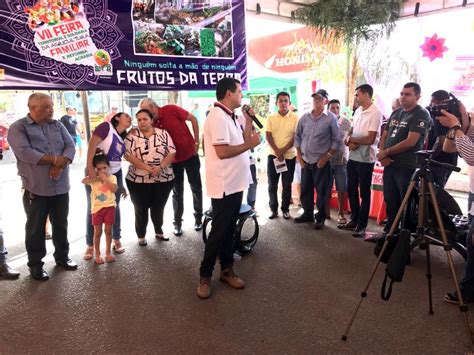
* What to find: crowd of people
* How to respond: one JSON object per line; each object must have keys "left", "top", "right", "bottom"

{"left": 1, "top": 78, "right": 474, "bottom": 304}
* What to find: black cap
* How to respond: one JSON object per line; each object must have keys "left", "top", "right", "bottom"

{"left": 311, "top": 89, "right": 329, "bottom": 100}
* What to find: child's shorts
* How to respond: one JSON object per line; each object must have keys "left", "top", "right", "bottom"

{"left": 92, "top": 206, "right": 115, "bottom": 226}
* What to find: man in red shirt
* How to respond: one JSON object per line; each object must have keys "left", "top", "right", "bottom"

{"left": 139, "top": 98, "right": 202, "bottom": 236}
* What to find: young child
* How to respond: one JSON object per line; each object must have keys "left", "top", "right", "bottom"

{"left": 82, "top": 154, "right": 118, "bottom": 264}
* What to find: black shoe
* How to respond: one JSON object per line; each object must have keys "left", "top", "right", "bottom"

{"left": 194, "top": 222, "right": 203, "bottom": 231}
{"left": 337, "top": 220, "right": 357, "bottom": 230}
{"left": 294, "top": 215, "right": 314, "bottom": 223}
{"left": 55, "top": 258, "right": 78, "bottom": 270}
{"left": 352, "top": 228, "right": 366, "bottom": 238}
{"left": 282, "top": 211, "right": 290, "bottom": 219}
{"left": 0, "top": 263, "right": 20, "bottom": 279}
{"left": 30, "top": 267, "right": 49, "bottom": 281}
{"left": 314, "top": 220, "right": 325, "bottom": 230}
{"left": 174, "top": 225, "right": 183, "bottom": 236}
{"left": 269, "top": 211, "right": 278, "bottom": 219}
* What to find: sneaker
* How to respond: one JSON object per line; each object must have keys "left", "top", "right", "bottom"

{"left": 220, "top": 268, "right": 245, "bottom": 289}
{"left": 194, "top": 221, "right": 203, "bottom": 231}
{"left": 138, "top": 237, "right": 147, "bottom": 246}
{"left": 352, "top": 228, "right": 366, "bottom": 238}
{"left": 294, "top": 214, "right": 314, "bottom": 223}
{"left": 269, "top": 211, "right": 278, "bottom": 219}
{"left": 337, "top": 220, "right": 357, "bottom": 230}
{"left": 314, "top": 220, "right": 325, "bottom": 230}
{"left": 282, "top": 211, "right": 290, "bottom": 219}
{"left": 197, "top": 277, "right": 211, "bottom": 299}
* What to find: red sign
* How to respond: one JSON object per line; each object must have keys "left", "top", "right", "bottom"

{"left": 248, "top": 27, "right": 341, "bottom": 74}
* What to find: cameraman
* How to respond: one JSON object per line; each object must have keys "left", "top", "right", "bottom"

{"left": 427, "top": 91, "right": 459, "bottom": 187}
{"left": 437, "top": 105, "right": 474, "bottom": 304}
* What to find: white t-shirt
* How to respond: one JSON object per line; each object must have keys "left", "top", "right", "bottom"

{"left": 349, "top": 104, "right": 382, "bottom": 163}
{"left": 204, "top": 105, "right": 251, "bottom": 199}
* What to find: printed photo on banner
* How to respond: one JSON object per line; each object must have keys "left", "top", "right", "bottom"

{"left": 132, "top": 0, "right": 233, "bottom": 58}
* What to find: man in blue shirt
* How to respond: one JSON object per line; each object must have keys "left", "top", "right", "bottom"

{"left": 8, "top": 93, "right": 77, "bottom": 281}
{"left": 294, "top": 89, "right": 342, "bottom": 229}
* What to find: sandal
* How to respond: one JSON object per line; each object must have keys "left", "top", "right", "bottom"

{"left": 155, "top": 234, "right": 169, "bottom": 241}
{"left": 84, "top": 246, "right": 93, "bottom": 261}
{"left": 112, "top": 240, "right": 125, "bottom": 254}
{"left": 105, "top": 255, "right": 115, "bottom": 263}
{"left": 337, "top": 216, "right": 347, "bottom": 225}
{"left": 95, "top": 256, "right": 104, "bottom": 265}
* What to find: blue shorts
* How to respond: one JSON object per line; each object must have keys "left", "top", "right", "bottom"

{"left": 329, "top": 164, "right": 347, "bottom": 193}
{"left": 75, "top": 135, "right": 82, "bottom": 148}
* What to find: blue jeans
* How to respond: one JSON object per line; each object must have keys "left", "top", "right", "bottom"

{"left": 460, "top": 193, "right": 474, "bottom": 300}
{"left": 0, "top": 228, "right": 7, "bottom": 262}
{"left": 247, "top": 164, "right": 257, "bottom": 208}
{"left": 383, "top": 165, "right": 414, "bottom": 234}
{"left": 300, "top": 161, "right": 331, "bottom": 222}
{"left": 85, "top": 169, "right": 123, "bottom": 246}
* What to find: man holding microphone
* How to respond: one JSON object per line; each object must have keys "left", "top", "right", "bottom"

{"left": 197, "top": 78, "right": 260, "bottom": 299}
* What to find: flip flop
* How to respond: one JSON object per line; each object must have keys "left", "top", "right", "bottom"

{"left": 112, "top": 241, "right": 125, "bottom": 254}
{"left": 105, "top": 255, "right": 116, "bottom": 263}
{"left": 84, "top": 246, "right": 93, "bottom": 261}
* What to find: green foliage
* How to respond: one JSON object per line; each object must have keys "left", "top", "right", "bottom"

{"left": 294, "top": 0, "right": 406, "bottom": 47}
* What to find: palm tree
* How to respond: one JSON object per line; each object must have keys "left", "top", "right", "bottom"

{"left": 294, "top": 0, "right": 406, "bottom": 106}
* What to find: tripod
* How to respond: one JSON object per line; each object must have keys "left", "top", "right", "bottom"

{"left": 341, "top": 151, "right": 473, "bottom": 350}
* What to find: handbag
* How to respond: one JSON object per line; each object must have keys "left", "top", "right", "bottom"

{"left": 380, "top": 229, "right": 411, "bottom": 301}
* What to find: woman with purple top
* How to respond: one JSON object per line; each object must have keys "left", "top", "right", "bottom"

{"left": 84, "top": 112, "right": 132, "bottom": 260}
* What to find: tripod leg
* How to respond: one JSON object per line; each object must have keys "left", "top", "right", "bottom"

{"left": 427, "top": 182, "right": 473, "bottom": 350}
{"left": 341, "top": 181, "right": 417, "bottom": 340}
{"left": 418, "top": 177, "right": 434, "bottom": 315}
{"left": 425, "top": 238, "right": 434, "bottom": 314}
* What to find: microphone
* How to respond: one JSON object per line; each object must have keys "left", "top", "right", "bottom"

{"left": 242, "top": 105, "right": 263, "bottom": 129}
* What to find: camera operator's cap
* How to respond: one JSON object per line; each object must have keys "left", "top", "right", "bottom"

{"left": 311, "top": 89, "right": 329, "bottom": 100}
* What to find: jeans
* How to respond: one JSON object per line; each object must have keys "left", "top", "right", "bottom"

{"left": 247, "top": 164, "right": 257, "bottom": 208}
{"left": 267, "top": 156, "right": 296, "bottom": 213}
{"left": 199, "top": 191, "right": 243, "bottom": 278}
{"left": 300, "top": 161, "right": 331, "bottom": 222}
{"left": 23, "top": 191, "right": 70, "bottom": 268}
{"left": 329, "top": 163, "right": 348, "bottom": 193}
{"left": 85, "top": 169, "right": 124, "bottom": 246}
{"left": 0, "top": 228, "right": 6, "bottom": 263}
{"left": 459, "top": 193, "right": 474, "bottom": 299}
{"left": 347, "top": 160, "right": 374, "bottom": 229}
{"left": 172, "top": 154, "right": 203, "bottom": 226}
{"left": 383, "top": 165, "right": 414, "bottom": 234}
{"left": 126, "top": 180, "right": 173, "bottom": 237}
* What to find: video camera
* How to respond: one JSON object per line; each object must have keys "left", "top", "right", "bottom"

{"left": 427, "top": 92, "right": 462, "bottom": 121}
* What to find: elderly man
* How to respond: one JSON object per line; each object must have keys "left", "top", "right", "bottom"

{"left": 7, "top": 93, "right": 77, "bottom": 281}
{"left": 294, "top": 89, "right": 342, "bottom": 229}
{"left": 139, "top": 97, "right": 203, "bottom": 236}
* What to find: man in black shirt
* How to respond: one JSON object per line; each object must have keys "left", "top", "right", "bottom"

{"left": 377, "top": 82, "right": 431, "bottom": 235}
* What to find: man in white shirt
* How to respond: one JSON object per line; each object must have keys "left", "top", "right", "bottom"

{"left": 197, "top": 78, "right": 260, "bottom": 299}
{"left": 339, "top": 84, "right": 382, "bottom": 238}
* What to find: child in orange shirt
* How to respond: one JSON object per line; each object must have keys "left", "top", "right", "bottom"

{"left": 82, "top": 154, "right": 118, "bottom": 264}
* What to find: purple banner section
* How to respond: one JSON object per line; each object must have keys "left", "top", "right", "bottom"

{"left": 0, "top": 0, "right": 247, "bottom": 90}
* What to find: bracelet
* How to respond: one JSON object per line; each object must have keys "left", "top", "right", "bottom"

{"left": 53, "top": 155, "right": 57, "bottom": 165}
{"left": 326, "top": 152, "right": 333, "bottom": 158}
{"left": 386, "top": 148, "right": 390, "bottom": 156}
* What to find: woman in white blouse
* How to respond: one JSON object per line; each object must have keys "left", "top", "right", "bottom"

{"left": 125, "top": 109, "right": 176, "bottom": 245}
